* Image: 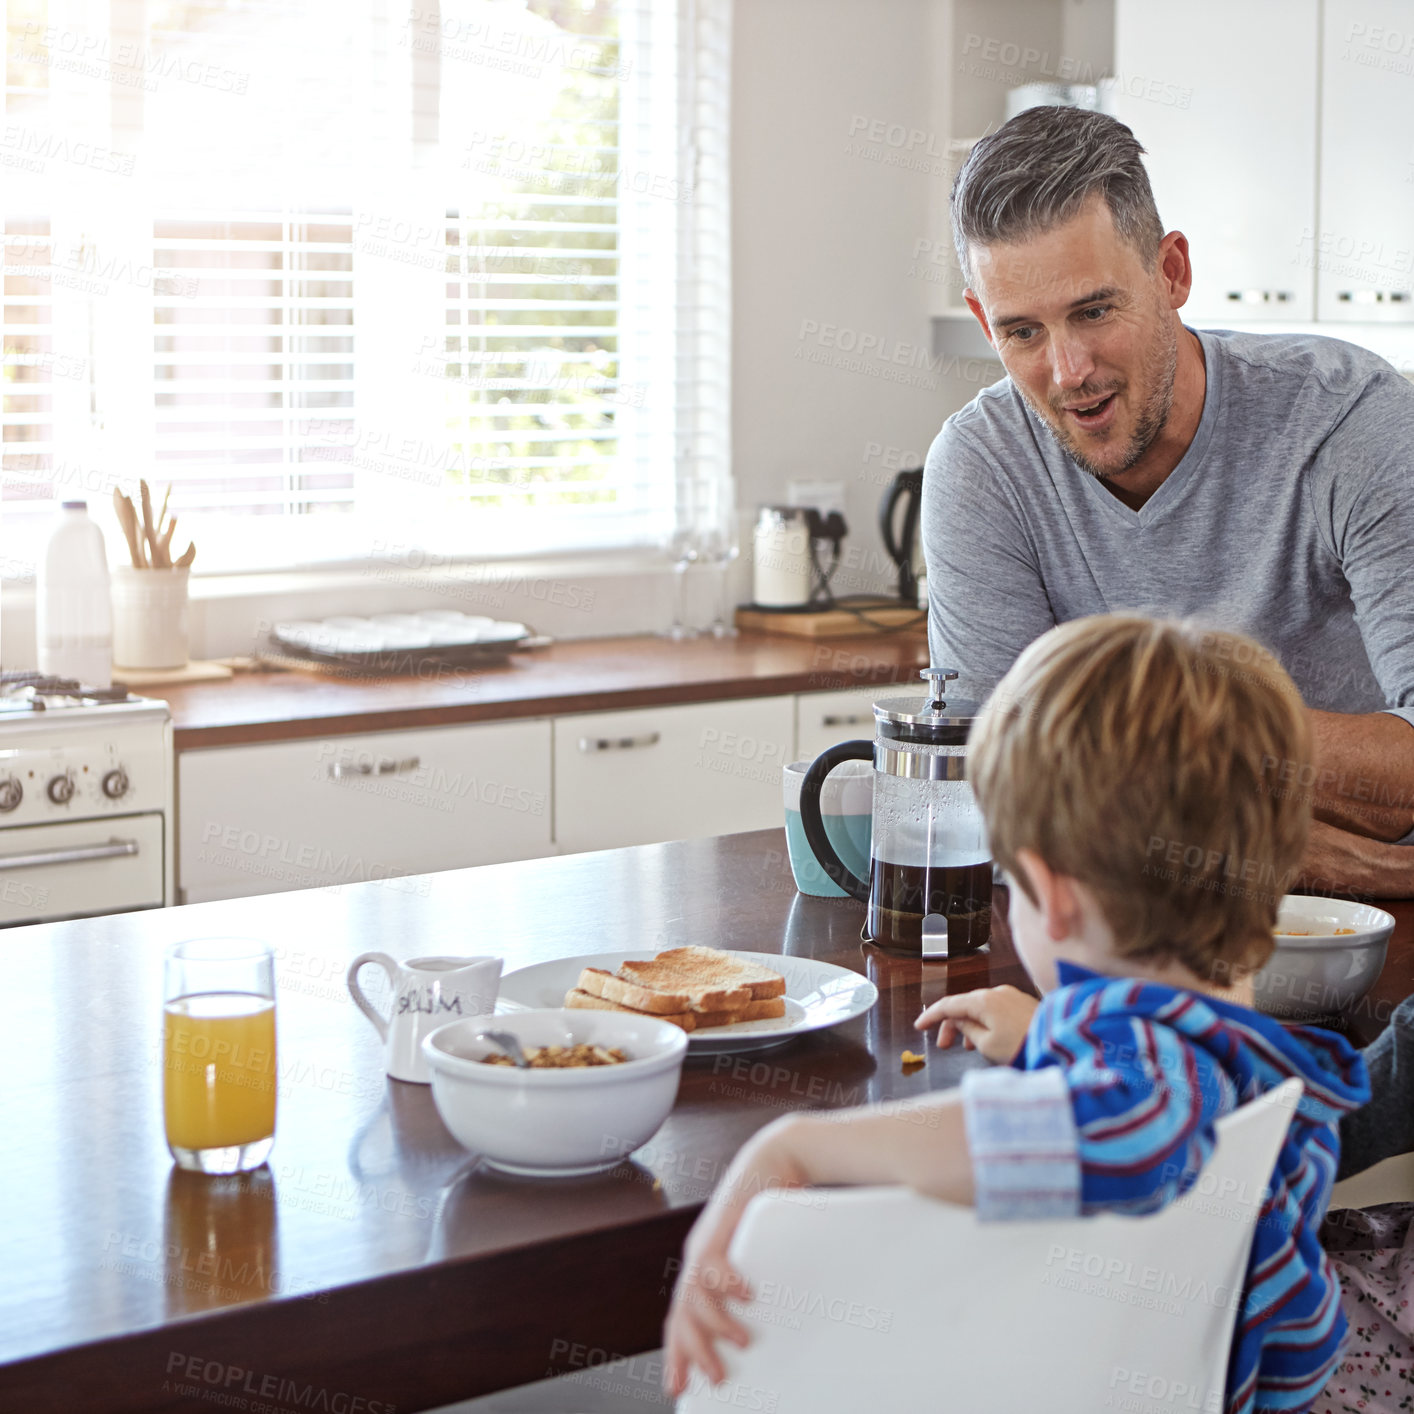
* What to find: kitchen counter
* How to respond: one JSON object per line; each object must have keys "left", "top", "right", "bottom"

{"left": 1, "top": 828, "right": 1015, "bottom": 1413}
{"left": 3, "top": 831, "right": 1411, "bottom": 1412}
{"left": 158, "top": 630, "right": 930, "bottom": 749}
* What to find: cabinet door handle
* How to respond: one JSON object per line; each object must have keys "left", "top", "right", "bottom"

{"left": 1225, "top": 290, "right": 1295, "bottom": 303}
{"left": 821, "top": 713, "right": 873, "bottom": 727}
{"left": 328, "top": 756, "right": 421, "bottom": 779}
{"left": 1337, "top": 290, "right": 1412, "bottom": 304}
{"left": 578, "top": 732, "right": 661, "bottom": 754}
{"left": 0, "top": 838, "right": 138, "bottom": 871}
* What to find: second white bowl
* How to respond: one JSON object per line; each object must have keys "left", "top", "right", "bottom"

{"left": 1253, "top": 894, "right": 1395, "bottom": 1021}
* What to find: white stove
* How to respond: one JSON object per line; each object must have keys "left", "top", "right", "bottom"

{"left": 0, "top": 672, "right": 174, "bottom": 925}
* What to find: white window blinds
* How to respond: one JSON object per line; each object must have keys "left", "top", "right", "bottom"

{"left": 0, "top": 0, "right": 732, "bottom": 574}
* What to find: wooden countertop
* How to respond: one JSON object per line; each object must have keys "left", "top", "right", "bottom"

{"left": 0, "top": 829, "right": 1008, "bottom": 1412}
{"left": 160, "top": 631, "right": 931, "bottom": 750}
{"left": 4, "top": 829, "right": 1411, "bottom": 1413}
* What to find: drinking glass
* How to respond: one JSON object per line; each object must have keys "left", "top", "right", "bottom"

{"left": 163, "top": 938, "right": 277, "bottom": 1174}
{"left": 698, "top": 522, "right": 741, "bottom": 637}
{"left": 664, "top": 527, "right": 701, "bottom": 640}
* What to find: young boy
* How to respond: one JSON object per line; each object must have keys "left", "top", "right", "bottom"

{"left": 663, "top": 613, "right": 1371, "bottom": 1414}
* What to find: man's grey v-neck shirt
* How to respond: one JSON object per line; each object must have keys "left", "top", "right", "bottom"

{"left": 922, "top": 327, "right": 1414, "bottom": 739}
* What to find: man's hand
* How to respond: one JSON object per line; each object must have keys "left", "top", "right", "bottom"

{"left": 914, "top": 986, "right": 1039, "bottom": 1063}
{"left": 1298, "top": 818, "right": 1414, "bottom": 899}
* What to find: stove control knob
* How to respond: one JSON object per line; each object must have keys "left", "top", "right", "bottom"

{"left": 47, "top": 773, "right": 75, "bottom": 805}
{"left": 0, "top": 777, "right": 21, "bottom": 812}
{"left": 102, "top": 768, "right": 129, "bottom": 800}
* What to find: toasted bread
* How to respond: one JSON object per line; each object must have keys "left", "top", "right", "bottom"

{"left": 621, "top": 946, "right": 787, "bottom": 1001}
{"left": 578, "top": 962, "right": 752, "bottom": 1015}
{"left": 563, "top": 987, "right": 787, "bottom": 1032}
{"left": 563, "top": 987, "right": 697, "bottom": 1032}
{"left": 677, "top": 996, "right": 787, "bottom": 1031}
{"left": 575, "top": 965, "right": 723, "bottom": 1015}
{"left": 736, "top": 996, "right": 786, "bottom": 1022}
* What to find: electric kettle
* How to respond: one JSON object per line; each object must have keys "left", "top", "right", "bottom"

{"left": 878, "top": 468, "right": 925, "bottom": 606}
{"left": 798, "top": 668, "right": 992, "bottom": 957}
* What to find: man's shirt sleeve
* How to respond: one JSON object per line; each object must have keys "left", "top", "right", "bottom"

{"left": 922, "top": 417, "right": 1058, "bottom": 704}
{"left": 1310, "top": 370, "right": 1414, "bottom": 735}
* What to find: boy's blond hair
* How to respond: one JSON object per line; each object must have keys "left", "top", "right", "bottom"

{"left": 968, "top": 614, "right": 1311, "bottom": 978}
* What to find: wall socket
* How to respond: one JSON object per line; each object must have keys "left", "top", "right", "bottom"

{"left": 786, "top": 479, "right": 845, "bottom": 516}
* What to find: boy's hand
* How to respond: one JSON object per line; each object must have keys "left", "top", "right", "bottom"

{"left": 663, "top": 1125, "right": 807, "bottom": 1398}
{"left": 915, "top": 986, "right": 1039, "bottom": 1063}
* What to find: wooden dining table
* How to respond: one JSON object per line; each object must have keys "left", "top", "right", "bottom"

{"left": 4, "top": 829, "right": 1411, "bottom": 1414}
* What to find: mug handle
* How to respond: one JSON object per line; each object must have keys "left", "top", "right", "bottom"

{"left": 347, "top": 952, "right": 398, "bottom": 1041}
{"left": 800, "top": 741, "right": 873, "bottom": 903}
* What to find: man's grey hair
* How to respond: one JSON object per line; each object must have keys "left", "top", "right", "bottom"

{"left": 950, "top": 107, "right": 1165, "bottom": 290}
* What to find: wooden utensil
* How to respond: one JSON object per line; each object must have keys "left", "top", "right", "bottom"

{"left": 112, "top": 488, "right": 145, "bottom": 569}
{"left": 174, "top": 542, "right": 196, "bottom": 569}
{"left": 139, "top": 480, "right": 156, "bottom": 564}
{"left": 157, "top": 518, "right": 177, "bottom": 568}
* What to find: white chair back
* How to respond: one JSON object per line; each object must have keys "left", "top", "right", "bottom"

{"left": 677, "top": 1078, "right": 1303, "bottom": 1414}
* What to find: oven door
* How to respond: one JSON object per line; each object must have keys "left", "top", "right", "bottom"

{"left": 0, "top": 814, "right": 165, "bottom": 925}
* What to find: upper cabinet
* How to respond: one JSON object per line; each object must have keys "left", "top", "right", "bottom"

{"left": 1111, "top": 0, "right": 1319, "bottom": 322}
{"left": 937, "top": 0, "right": 1414, "bottom": 353}
{"left": 1318, "top": 1, "right": 1414, "bottom": 321}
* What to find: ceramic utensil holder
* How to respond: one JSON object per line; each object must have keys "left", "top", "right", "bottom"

{"left": 112, "top": 566, "right": 190, "bottom": 670}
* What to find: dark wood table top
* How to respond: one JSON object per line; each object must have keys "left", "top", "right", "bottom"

{"left": 5, "top": 829, "right": 1411, "bottom": 1413}
{"left": 158, "top": 630, "right": 930, "bottom": 749}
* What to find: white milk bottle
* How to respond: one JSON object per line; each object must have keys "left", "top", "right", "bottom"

{"left": 36, "top": 501, "right": 113, "bottom": 687}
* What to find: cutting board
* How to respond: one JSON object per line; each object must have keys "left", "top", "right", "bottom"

{"left": 735, "top": 605, "right": 927, "bottom": 638}
{"left": 112, "top": 659, "right": 235, "bottom": 687}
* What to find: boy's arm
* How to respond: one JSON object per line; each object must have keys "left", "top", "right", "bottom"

{"left": 662, "top": 1094, "right": 976, "bottom": 1396}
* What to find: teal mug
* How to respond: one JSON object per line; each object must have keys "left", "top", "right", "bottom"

{"left": 782, "top": 759, "right": 872, "bottom": 898}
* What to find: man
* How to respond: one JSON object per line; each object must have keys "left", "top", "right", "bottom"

{"left": 925, "top": 105, "right": 1414, "bottom": 897}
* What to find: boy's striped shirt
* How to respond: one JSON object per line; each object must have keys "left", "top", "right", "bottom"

{"left": 960, "top": 962, "right": 1369, "bottom": 1414}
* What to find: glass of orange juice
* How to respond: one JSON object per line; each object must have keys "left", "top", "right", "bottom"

{"left": 163, "top": 938, "right": 277, "bottom": 1174}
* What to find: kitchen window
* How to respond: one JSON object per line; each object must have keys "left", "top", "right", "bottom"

{"left": 1, "top": 0, "right": 730, "bottom": 575}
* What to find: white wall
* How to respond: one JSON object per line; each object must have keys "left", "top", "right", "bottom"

{"left": 731, "top": 0, "right": 987, "bottom": 601}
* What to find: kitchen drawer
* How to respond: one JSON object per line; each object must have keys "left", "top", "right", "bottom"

{"left": 553, "top": 696, "right": 794, "bottom": 854}
{"left": 178, "top": 720, "right": 552, "bottom": 903}
{"left": 0, "top": 814, "right": 165, "bottom": 925}
{"left": 795, "top": 688, "right": 883, "bottom": 762}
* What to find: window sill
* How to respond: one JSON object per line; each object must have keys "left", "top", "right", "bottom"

{"left": 1, "top": 546, "right": 751, "bottom": 662}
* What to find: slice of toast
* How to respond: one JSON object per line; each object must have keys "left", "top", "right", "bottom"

{"left": 563, "top": 987, "right": 787, "bottom": 1033}
{"left": 685, "top": 996, "right": 787, "bottom": 1031}
{"left": 564, "top": 987, "right": 697, "bottom": 1032}
{"left": 577, "top": 964, "right": 752, "bottom": 1016}
{"left": 621, "top": 946, "right": 787, "bottom": 1001}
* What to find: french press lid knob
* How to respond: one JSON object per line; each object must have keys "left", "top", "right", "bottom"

{"left": 920, "top": 667, "right": 958, "bottom": 715}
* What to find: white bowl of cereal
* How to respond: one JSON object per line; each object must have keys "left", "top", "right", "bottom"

{"left": 422, "top": 1009, "right": 688, "bottom": 1176}
{"left": 1253, "top": 894, "right": 1395, "bottom": 1021}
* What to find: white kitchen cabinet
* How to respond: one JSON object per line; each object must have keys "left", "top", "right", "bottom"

{"left": 178, "top": 719, "right": 552, "bottom": 904}
{"left": 552, "top": 696, "right": 794, "bottom": 854}
{"left": 1111, "top": 0, "right": 1318, "bottom": 321}
{"left": 794, "top": 687, "right": 883, "bottom": 762}
{"left": 1317, "top": 1, "right": 1414, "bottom": 321}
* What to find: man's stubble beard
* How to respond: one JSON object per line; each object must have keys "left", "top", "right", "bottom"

{"left": 1023, "top": 315, "right": 1179, "bottom": 483}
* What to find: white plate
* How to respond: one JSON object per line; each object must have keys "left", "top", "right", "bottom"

{"left": 496, "top": 950, "right": 878, "bottom": 1054}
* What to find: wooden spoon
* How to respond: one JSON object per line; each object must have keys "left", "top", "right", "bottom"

{"left": 112, "top": 488, "right": 146, "bottom": 569}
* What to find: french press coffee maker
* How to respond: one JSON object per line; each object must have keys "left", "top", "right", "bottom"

{"left": 798, "top": 668, "right": 992, "bottom": 956}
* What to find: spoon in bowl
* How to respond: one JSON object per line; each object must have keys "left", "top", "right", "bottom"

{"left": 476, "top": 1030, "right": 531, "bottom": 1068}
